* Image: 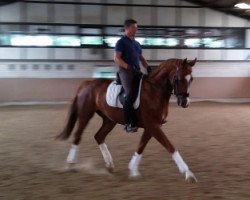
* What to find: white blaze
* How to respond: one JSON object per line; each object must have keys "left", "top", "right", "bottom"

{"left": 185, "top": 74, "right": 192, "bottom": 82}
{"left": 185, "top": 74, "right": 192, "bottom": 107}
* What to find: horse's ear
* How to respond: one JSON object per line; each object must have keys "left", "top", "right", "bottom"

{"left": 182, "top": 58, "right": 187, "bottom": 66}
{"left": 189, "top": 57, "right": 197, "bottom": 67}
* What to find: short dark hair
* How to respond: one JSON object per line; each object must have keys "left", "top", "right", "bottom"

{"left": 124, "top": 19, "right": 137, "bottom": 27}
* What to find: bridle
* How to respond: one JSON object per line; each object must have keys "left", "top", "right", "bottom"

{"left": 171, "top": 67, "right": 193, "bottom": 99}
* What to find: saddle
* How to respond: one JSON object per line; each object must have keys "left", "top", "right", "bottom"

{"left": 106, "top": 73, "right": 143, "bottom": 109}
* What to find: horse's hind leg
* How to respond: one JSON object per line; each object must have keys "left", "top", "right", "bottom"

{"left": 67, "top": 95, "right": 95, "bottom": 166}
{"left": 94, "top": 112, "right": 116, "bottom": 172}
{"left": 67, "top": 116, "right": 94, "bottom": 166}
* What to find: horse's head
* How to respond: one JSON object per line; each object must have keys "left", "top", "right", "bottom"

{"left": 171, "top": 58, "right": 196, "bottom": 108}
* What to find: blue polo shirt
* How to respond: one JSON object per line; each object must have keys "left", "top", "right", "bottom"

{"left": 115, "top": 35, "right": 142, "bottom": 71}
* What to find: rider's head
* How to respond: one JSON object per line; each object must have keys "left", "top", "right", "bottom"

{"left": 124, "top": 19, "right": 138, "bottom": 39}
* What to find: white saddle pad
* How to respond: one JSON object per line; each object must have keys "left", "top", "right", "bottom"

{"left": 106, "top": 78, "right": 143, "bottom": 109}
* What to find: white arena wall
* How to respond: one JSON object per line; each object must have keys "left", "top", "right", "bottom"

{"left": 0, "top": 60, "right": 249, "bottom": 102}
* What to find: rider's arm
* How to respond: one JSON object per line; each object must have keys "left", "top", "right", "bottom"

{"left": 140, "top": 54, "right": 152, "bottom": 74}
{"left": 114, "top": 52, "right": 129, "bottom": 69}
{"left": 139, "top": 54, "right": 148, "bottom": 69}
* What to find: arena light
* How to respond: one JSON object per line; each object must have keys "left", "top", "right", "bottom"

{"left": 104, "top": 37, "right": 120, "bottom": 47}
{"left": 184, "top": 38, "right": 201, "bottom": 48}
{"left": 234, "top": 2, "right": 250, "bottom": 9}
{"left": 10, "top": 35, "right": 53, "bottom": 46}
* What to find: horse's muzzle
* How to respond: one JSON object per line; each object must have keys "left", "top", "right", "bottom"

{"left": 177, "top": 96, "right": 190, "bottom": 108}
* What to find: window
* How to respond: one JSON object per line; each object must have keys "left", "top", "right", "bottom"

{"left": 0, "top": 24, "right": 246, "bottom": 49}
{"left": 138, "top": 37, "right": 179, "bottom": 47}
{"left": 104, "top": 36, "right": 120, "bottom": 47}
{"left": 184, "top": 38, "right": 201, "bottom": 48}
{"left": 53, "top": 36, "right": 80, "bottom": 46}
{"left": 203, "top": 38, "right": 224, "bottom": 48}
{"left": 0, "top": 34, "right": 10, "bottom": 45}
{"left": 10, "top": 35, "right": 53, "bottom": 46}
{"left": 81, "top": 36, "right": 103, "bottom": 45}
{"left": 7, "top": 35, "right": 81, "bottom": 47}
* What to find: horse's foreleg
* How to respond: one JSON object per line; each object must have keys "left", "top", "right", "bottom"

{"left": 137, "top": 131, "right": 152, "bottom": 154}
{"left": 150, "top": 125, "right": 197, "bottom": 183}
{"left": 128, "top": 130, "right": 152, "bottom": 177}
{"left": 94, "top": 116, "right": 116, "bottom": 172}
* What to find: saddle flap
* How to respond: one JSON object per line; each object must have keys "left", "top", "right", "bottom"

{"left": 106, "top": 78, "right": 143, "bottom": 109}
{"left": 106, "top": 81, "right": 123, "bottom": 108}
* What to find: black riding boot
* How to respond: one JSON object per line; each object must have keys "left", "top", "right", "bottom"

{"left": 123, "top": 95, "right": 138, "bottom": 133}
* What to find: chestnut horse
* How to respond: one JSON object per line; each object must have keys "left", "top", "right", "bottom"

{"left": 57, "top": 58, "right": 197, "bottom": 183}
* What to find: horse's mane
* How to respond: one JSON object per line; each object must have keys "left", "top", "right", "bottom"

{"left": 148, "top": 58, "right": 183, "bottom": 80}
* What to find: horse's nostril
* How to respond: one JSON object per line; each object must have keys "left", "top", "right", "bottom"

{"left": 177, "top": 98, "right": 181, "bottom": 106}
{"left": 180, "top": 98, "right": 189, "bottom": 108}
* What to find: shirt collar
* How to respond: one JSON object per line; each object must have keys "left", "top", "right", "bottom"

{"left": 123, "top": 35, "right": 135, "bottom": 41}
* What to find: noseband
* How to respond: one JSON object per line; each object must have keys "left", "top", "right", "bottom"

{"left": 171, "top": 68, "right": 190, "bottom": 98}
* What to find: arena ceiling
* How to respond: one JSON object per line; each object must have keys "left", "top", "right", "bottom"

{"left": 0, "top": 0, "right": 23, "bottom": 6}
{"left": 185, "top": 0, "right": 250, "bottom": 20}
{"left": 0, "top": 0, "right": 249, "bottom": 21}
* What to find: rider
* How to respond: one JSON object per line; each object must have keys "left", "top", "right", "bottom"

{"left": 114, "top": 19, "right": 151, "bottom": 133}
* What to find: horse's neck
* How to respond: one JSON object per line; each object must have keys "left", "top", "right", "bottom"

{"left": 146, "top": 76, "right": 172, "bottom": 121}
{"left": 149, "top": 60, "right": 176, "bottom": 85}
{"left": 148, "top": 61, "right": 176, "bottom": 93}
{"left": 144, "top": 71, "right": 173, "bottom": 108}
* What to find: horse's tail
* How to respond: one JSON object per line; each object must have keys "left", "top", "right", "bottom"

{"left": 56, "top": 96, "right": 78, "bottom": 140}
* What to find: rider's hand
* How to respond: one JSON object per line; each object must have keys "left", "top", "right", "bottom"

{"left": 127, "top": 65, "right": 142, "bottom": 76}
{"left": 126, "top": 64, "right": 132, "bottom": 70}
{"left": 147, "top": 66, "right": 152, "bottom": 74}
{"left": 127, "top": 65, "right": 135, "bottom": 71}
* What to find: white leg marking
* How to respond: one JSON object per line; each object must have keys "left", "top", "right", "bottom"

{"left": 172, "top": 151, "right": 197, "bottom": 183}
{"left": 128, "top": 152, "right": 142, "bottom": 177}
{"left": 172, "top": 151, "right": 189, "bottom": 173}
{"left": 99, "top": 143, "right": 114, "bottom": 169}
{"left": 67, "top": 144, "right": 79, "bottom": 164}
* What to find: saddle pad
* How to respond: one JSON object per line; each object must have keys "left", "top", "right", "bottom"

{"left": 106, "top": 79, "right": 143, "bottom": 109}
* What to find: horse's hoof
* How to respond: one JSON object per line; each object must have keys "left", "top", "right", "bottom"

{"left": 67, "top": 164, "right": 78, "bottom": 172}
{"left": 106, "top": 166, "right": 114, "bottom": 173}
{"left": 186, "top": 176, "right": 197, "bottom": 184}
{"left": 105, "top": 163, "right": 114, "bottom": 173}
{"left": 185, "top": 170, "right": 198, "bottom": 184}
{"left": 129, "top": 174, "right": 141, "bottom": 180}
{"left": 129, "top": 170, "right": 141, "bottom": 178}
{"left": 161, "top": 119, "right": 167, "bottom": 124}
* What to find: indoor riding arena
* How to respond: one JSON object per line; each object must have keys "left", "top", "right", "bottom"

{"left": 0, "top": 1, "right": 250, "bottom": 200}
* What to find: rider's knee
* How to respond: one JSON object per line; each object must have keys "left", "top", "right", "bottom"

{"left": 124, "top": 94, "right": 135, "bottom": 107}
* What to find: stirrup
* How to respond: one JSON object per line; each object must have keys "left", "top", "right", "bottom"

{"left": 124, "top": 124, "right": 138, "bottom": 133}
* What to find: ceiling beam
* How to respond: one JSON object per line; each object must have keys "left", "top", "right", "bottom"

{"left": 183, "top": 0, "right": 250, "bottom": 20}
{"left": 0, "top": 0, "right": 23, "bottom": 6}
